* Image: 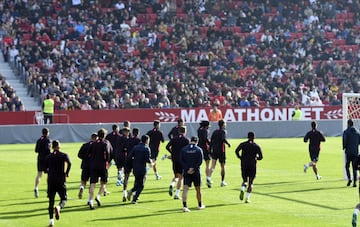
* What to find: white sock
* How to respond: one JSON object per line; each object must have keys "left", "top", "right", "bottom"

{"left": 175, "top": 189, "right": 180, "bottom": 196}
{"left": 49, "top": 219, "right": 54, "bottom": 225}
{"left": 87, "top": 194, "right": 91, "bottom": 201}
{"left": 170, "top": 181, "right": 175, "bottom": 187}
{"left": 123, "top": 190, "right": 127, "bottom": 196}
{"left": 207, "top": 176, "right": 211, "bottom": 180}
{"left": 118, "top": 170, "right": 123, "bottom": 180}
{"left": 89, "top": 199, "right": 93, "bottom": 205}
{"left": 241, "top": 185, "right": 246, "bottom": 191}
{"left": 80, "top": 185, "right": 84, "bottom": 189}
{"left": 96, "top": 194, "right": 100, "bottom": 200}
{"left": 354, "top": 209, "right": 359, "bottom": 215}
{"left": 246, "top": 192, "right": 251, "bottom": 200}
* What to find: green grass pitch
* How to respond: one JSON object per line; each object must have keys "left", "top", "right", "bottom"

{"left": 0, "top": 137, "right": 356, "bottom": 227}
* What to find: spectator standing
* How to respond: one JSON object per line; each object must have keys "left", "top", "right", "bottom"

{"left": 43, "top": 94, "right": 55, "bottom": 124}
{"left": 208, "top": 104, "right": 223, "bottom": 122}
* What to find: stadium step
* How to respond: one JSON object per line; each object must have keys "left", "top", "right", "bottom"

{"left": 0, "top": 54, "right": 41, "bottom": 111}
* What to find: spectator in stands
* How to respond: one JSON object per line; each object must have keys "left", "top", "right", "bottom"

{"left": 2, "top": 0, "right": 360, "bottom": 112}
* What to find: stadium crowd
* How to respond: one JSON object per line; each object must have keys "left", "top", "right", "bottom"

{"left": 0, "top": 0, "right": 359, "bottom": 111}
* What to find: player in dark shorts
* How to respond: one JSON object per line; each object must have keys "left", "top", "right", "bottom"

{"left": 34, "top": 127, "right": 51, "bottom": 198}
{"left": 166, "top": 126, "right": 189, "bottom": 199}
{"left": 77, "top": 133, "right": 97, "bottom": 201}
{"left": 197, "top": 120, "right": 211, "bottom": 183}
{"left": 303, "top": 121, "right": 326, "bottom": 180}
{"left": 105, "top": 124, "right": 121, "bottom": 166}
{"left": 235, "top": 131, "right": 263, "bottom": 203}
{"left": 146, "top": 120, "right": 165, "bottom": 180}
{"left": 180, "top": 136, "right": 205, "bottom": 212}
{"left": 115, "top": 127, "right": 130, "bottom": 186}
{"left": 45, "top": 140, "right": 71, "bottom": 227}
{"left": 122, "top": 127, "right": 141, "bottom": 202}
{"left": 126, "top": 135, "right": 153, "bottom": 204}
{"left": 88, "top": 128, "right": 111, "bottom": 210}
{"left": 207, "top": 119, "right": 231, "bottom": 188}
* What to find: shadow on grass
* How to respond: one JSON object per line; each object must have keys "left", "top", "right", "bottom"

{"left": 255, "top": 178, "right": 345, "bottom": 186}
{"left": 228, "top": 179, "right": 353, "bottom": 210}
{"left": 2, "top": 198, "right": 48, "bottom": 206}
{"left": 254, "top": 191, "right": 352, "bottom": 210}
{"left": 91, "top": 202, "right": 239, "bottom": 222}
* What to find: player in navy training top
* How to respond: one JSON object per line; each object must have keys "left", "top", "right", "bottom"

{"left": 166, "top": 126, "right": 189, "bottom": 199}
{"left": 168, "top": 118, "right": 184, "bottom": 140}
{"left": 34, "top": 127, "right": 51, "bottom": 198}
{"left": 343, "top": 119, "right": 360, "bottom": 187}
{"left": 126, "top": 135, "right": 153, "bottom": 204}
{"left": 88, "top": 128, "right": 111, "bottom": 210}
{"left": 180, "top": 136, "right": 205, "bottom": 212}
{"left": 146, "top": 120, "right": 165, "bottom": 180}
{"left": 207, "top": 119, "right": 231, "bottom": 188}
{"left": 303, "top": 120, "right": 326, "bottom": 180}
{"left": 122, "top": 127, "right": 141, "bottom": 202}
{"left": 235, "top": 131, "right": 263, "bottom": 203}
{"left": 77, "top": 132, "right": 97, "bottom": 201}
{"left": 197, "top": 120, "right": 211, "bottom": 183}
{"left": 45, "top": 140, "right": 71, "bottom": 227}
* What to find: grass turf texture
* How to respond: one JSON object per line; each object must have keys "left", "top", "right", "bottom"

{"left": 0, "top": 137, "right": 356, "bottom": 227}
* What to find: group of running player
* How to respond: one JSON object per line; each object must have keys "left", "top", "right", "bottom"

{"left": 34, "top": 119, "right": 265, "bottom": 226}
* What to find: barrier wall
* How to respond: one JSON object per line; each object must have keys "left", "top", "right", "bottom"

{"left": 0, "top": 120, "right": 342, "bottom": 144}
{"left": 0, "top": 106, "right": 343, "bottom": 125}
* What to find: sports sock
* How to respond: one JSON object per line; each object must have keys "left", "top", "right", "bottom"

{"left": 354, "top": 208, "right": 359, "bottom": 215}
{"left": 246, "top": 192, "right": 251, "bottom": 200}
{"left": 241, "top": 185, "right": 246, "bottom": 191}
{"left": 183, "top": 202, "right": 187, "bottom": 207}
{"left": 170, "top": 181, "right": 175, "bottom": 187}
{"left": 198, "top": 201, "right": 202, "bottom": 207}
{"left": 175, "top": 189, "right": 180, "bottom": 196}
{"left": 80, "top": 185, "right": 84, "bottom": 190}
{"left": 60, "top": 200, "right": 66, "bottom": 208}
{"left": 118, "top": 170, "right": 123, "bottom": 180}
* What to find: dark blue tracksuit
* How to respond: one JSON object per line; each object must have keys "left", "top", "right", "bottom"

{"left": 343, "top": 126, "right": 360, "bottom": 182}
{"left": 127, "top": 143, "right": 152, "bottom": 202}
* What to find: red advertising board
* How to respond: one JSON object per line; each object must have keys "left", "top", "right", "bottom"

{"left": 0, "top": 106, "right": 343, "bottom": 125}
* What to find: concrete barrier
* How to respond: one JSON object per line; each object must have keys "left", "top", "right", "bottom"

{"left": 0, "top": 120, "right": 342, "bottom": 144}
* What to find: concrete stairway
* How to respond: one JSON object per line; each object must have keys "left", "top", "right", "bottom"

{"left": 0, "top": 55, "right": 41, "bottom": 111}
